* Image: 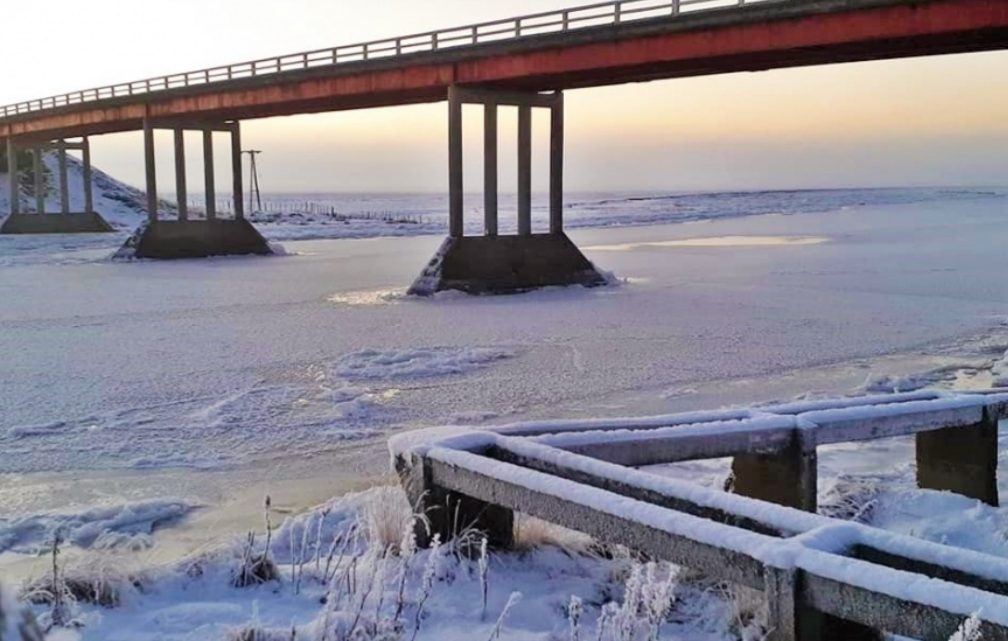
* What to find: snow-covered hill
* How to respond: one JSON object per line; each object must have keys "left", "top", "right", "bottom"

{"left": 0, "top": 151, "right": 165, "bottom": 230}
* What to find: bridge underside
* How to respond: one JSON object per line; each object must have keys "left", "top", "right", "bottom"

{"left": 0, "top": 0, "right": 1004, "bottom": 279}
{"left": 1, "top": 0, "right": 1005, "bottom": 141}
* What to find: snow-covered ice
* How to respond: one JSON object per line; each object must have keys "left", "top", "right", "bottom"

{"left": 2, "top": 156, "right": 1008, "bottom": 638}
{"left": 333, "top": 347, "right": 516, "bottom": 381}
{"left": 0, "top": 500, "right": 195, "bottom": 555}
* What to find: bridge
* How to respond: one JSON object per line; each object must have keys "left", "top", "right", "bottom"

{"left": 2, "top": 0, "right": 1006, "bottom": 289}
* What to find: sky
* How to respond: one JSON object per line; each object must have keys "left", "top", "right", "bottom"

{"left": 4, "top": 0, "right": 1007, "bottom": 194}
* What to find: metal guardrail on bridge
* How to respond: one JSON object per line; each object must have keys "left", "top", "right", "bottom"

{"left": 0, "top": 0, "right": 777, "bottom": 119}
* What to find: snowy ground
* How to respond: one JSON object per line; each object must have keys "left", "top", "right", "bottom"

{"left": 1, "top": 160, "right": 1007, "bottom": 638}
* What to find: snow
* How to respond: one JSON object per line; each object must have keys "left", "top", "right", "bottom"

{"left": 334, "top": 346, "right": 516, "bottom": 380}
{"left": 0, "top": 500, "right": 195, "bottom": 555}
{"left": 994, "top": 349, "right": 1008, "bottom": 387}
{"left": 3, "top": 161, "right": 1008, "bottom": 638}
{"left": 429, "top": 439, "right": 1008, "bottom": 629}
{"left": 8, "top": 487, "right": 737, "bottom": 641}
{"left": 532, "top": 414, "right": 797, "bottom": 449}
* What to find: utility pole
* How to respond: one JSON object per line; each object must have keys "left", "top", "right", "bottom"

{"left": 242, "top": 149, "right": 263, "bottom": 214}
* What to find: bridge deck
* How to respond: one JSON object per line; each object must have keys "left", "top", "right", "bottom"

{"left": 2, "top": 0, "right": 1007, "bottom": 141}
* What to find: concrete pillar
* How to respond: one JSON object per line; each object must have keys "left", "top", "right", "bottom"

{"left": 483, "top": 103, "right": 498, "bottom": 237}
{"left": 58, "top": 143, "right": 69, "bottom": 214}
{"left": 549, "top": 92, "right": 564, "bottom": 234}
{"left": 448, "top": 87, "right": 463, "bottom": 238}
{"left": 32, "top": 148, "right": 44, "bottom": 215}
{"left": 916, "top": 408, "right": 998, "bottom": 506}
{"left": 143, "top": 117, "right": 157, "bottom": 223}
{"left": 82, "top": 137, "right": 93, "bottom": 214}
{"left": 764, "top": 567, "right": 881, "bottom": 641}
{"left": 517, "top": 104, "right": 532, "bottom": 236}
{"left": 6, "top": 138, "right": 17, "bottom": 215}
{"left": 173, "top": 129, "right": 188, "bottom": 221}
{"left": 731, "top": 430, "right": 817, "bottom": 512}
{"left": 203, "top": 130, "right": 216, "bottom": 221}
{"left": 230, "top": 123, "right": 244, "bottom": 220}
{"left": 396, "top": 454, "right": 514, "bottom": 550}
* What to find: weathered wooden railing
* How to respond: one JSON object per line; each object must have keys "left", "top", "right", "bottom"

{"left": 0, "top": 0, "right": 781, "bottom": 118}
{"left": 391, "top": 390, "right": 1008, "bottom": 641}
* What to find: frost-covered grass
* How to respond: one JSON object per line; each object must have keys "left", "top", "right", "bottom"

{"left": 2, "top": 479, "right": 1000, "bottom": 641}
{"left": 2, "top": 486, "right": 742, "bottom": 641}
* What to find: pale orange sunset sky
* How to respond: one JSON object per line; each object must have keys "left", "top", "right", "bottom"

{"left": 5, "top": 0, "right": 1007, "bottom": 193}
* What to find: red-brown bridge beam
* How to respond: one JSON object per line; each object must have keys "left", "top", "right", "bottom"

{"left": 0, "top": 0, "right": 1006, "bottom": 142}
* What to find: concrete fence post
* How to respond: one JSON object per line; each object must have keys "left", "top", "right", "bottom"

{"left": 731, "top": 428, "right": 818, "bottom": 512}
{"left": 916, "top": 407, "right": 999, "bottom": 506}
{"left": 395, "top": 453, "right": 515, "bottom": 550}
{"left": 764, "top": 566, "right": 881, "bottom": 641}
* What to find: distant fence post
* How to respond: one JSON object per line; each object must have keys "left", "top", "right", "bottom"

{"left": 916, "top": 407, "right": 999, "bottom": 506}
{"left": 730, "top": 428, "right": 817, "bottom": 512}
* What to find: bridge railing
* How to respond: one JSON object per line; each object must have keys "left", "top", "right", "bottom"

{"left": 0, "top": 0, "right": 775, "bottom": 119}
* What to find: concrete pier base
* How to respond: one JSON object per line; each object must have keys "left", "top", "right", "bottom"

{"left": 0, "top": 212, "right": 114, "bottom": 234}
{"left": 409, "top": 233, "right": 607, "bottom": 296}
{"left": 916, "top": 408, "right": 999, "bottom": 505}
{"left": 119, "top": 219, "right": 272, "bottom": 259}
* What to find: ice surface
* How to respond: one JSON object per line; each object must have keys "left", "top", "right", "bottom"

{"left": 2, "top": 172, "right": 1008, "bottom": 638}
{"left": 333, "top": 346, "right": 515, "bottom": 380}
{"left": 0, "top": 499, "right": 195, "bottom": 554}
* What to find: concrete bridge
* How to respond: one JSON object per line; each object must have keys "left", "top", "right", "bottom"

{"left": 2, "top": 0, "right": 1006, "bottom": 289}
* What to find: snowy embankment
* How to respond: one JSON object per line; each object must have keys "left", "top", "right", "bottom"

{"left": 0, "top": 481, "right": 994, "bottom": 641}
{"left": 0, "top": 152, "right": 157, "bottom": 230}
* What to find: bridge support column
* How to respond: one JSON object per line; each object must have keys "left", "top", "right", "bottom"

{"left": 409, "top": 86, "right": 607, "bottom": 296}
{"left": 32, "top": 147, "right": 44, "bottom": 214}
{"left": 174, "top": 129, "right": 188, "bottom": 222}
{"left": 916, "top": 407, "right": 998, "bottom": 506}
{"left": 82, "top": 136, "right": 93, "bottom": 215}
{"left": 0, "top": 137, "right": 113, "bottom": 234}
{"left": 116, "top": 120, "right": 270, "bottom": 259}
{"left": 57, "top": 141, "right": 70, "bottom": 214}
{"left": 6, "top": 137, "right": 19, "bottom": 216}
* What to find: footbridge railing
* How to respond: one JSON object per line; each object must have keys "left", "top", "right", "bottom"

{"left": 391, "top": 390, "right": 1008, "bottom": 640}
{"left": 0, "top": 0, "right": 778, "bottom": 118}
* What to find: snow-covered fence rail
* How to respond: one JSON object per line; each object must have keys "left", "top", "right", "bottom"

{"left": 390, "top": 390, "right": 1008, "bottom": 640}
{"left": 0, "top": 0, "right": 782, "bottom": 119}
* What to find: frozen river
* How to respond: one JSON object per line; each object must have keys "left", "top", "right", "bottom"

{"left": 1, "top": 191, "right": 1007, "bottom": 572}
